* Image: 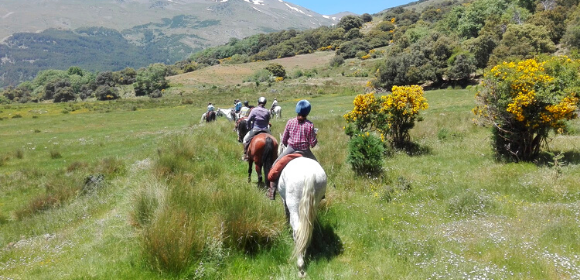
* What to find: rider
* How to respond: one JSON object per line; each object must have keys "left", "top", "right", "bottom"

{"left": 242, "top": 97, "right": 271, "bottom": 160}
{"left": 207, "top": 102, "right": 215, "bottom": 121}
{"left": 234, "top": 99, "right": 242, "bottom": 114}
{"left": 240, "top": 100, "right": 251, "bottom": 118}
{"left": 268, "top": 100, "right": 318, "bottom": 200}
{"left": 270, "top": 98, "right": 278, "bottom": 114}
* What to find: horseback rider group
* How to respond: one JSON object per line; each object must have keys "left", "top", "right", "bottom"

{"left": 207, "top": 97, "right": 319, "bottom": 201}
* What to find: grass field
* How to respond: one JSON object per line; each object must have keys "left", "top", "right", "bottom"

{"left": 1, "top": 79, "right": 580, "bottom": 279}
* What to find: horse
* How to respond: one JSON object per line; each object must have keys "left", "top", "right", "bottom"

{"left": 235, "top": 117, "right": 249, "bottom": 143}
{"left": 270, "top": 105, "right": 282, "bottom": 119}
{"left": 217, "top": 108, "right": 236, "bottom": 122}
{"left": 200, "top": 108, "right": 234, "bottom": 123}
{"left": 277, "top": 144, "right": 327, "bottom": 277}
{"left": 200, "top": 111, "right": 217, "bottom": 123}
{"left": 246, "top": 133, "right": 278, "bottom": 187}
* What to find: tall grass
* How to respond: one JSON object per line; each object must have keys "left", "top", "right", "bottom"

{"left": 135, "top": 125, "right": 285, "bottom": 275}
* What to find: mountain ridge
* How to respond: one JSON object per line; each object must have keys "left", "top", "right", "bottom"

{"left": 0, "top": 0, "right": 343, "bottom": 87}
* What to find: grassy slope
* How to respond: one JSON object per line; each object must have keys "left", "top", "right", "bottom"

{"left": 1, "top": 54, "right": 580, "bottom": 279}
{"left": 168, "top": 51, "right": 338, "bottom": 86}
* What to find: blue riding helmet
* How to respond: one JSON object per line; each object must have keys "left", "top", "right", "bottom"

{"left": 295, "top": 100, "right": 311, "bottom": 116}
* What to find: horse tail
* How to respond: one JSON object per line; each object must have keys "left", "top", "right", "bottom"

{"left": 292, "top": 173, "right": 317, "bottom": 262}
{"left": 262, "top": 136, "right": 275, "bottom": 183}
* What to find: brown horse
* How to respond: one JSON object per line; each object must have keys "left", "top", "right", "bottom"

{"left": 246, "top": 133, "right": 278, "bottom": 186}
{"left": 235, "top": 117, "right": 249, "bottom": 143}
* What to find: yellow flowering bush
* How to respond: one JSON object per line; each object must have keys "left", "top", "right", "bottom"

{"left": 344, "top": 85, "right": 428, "bottom": 148}
{"left": 380, "top": 85, "right": 429, "bottom": 146}
{"left": 474, "top": 57, "right": 580, "bottom": 161}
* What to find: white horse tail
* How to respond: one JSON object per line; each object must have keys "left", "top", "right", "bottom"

{"left": 293, "top": 173, "right": 317, "bottom": 263}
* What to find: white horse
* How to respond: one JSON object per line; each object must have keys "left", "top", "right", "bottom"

{"left": 277, "top": 144, "right": 327, "bottom": 277}
{"left": 217, "top": 108, "right": 236, "bottom": 122}
{"left": 270, "top": 105, "right": 282, "bottom": 119}
{"left": 200, "top": 108, "right": 235, "bottom": 123}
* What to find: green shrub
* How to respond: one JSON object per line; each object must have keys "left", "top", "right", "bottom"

{"left": 11, "top": 114, "right": 22, "bottom": 118}
{"left": 347, "top": 132, "right": 384, "bottom": 175}
{"left": 329, "top": 55, "right": 345, "bottom": 68}
{"left": 14, "top": 149, "right": 24, "bottom": 159}
{"left": 50, "top": 150, "right": 62, "bottom": 159}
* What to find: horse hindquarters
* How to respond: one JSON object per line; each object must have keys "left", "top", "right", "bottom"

{"left": 278, "top": 158, "right": 327, "bottom": 276}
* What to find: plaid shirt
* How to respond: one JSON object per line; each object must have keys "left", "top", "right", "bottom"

{"left": 282, "top": 117, "right": 317, "bottom": 150}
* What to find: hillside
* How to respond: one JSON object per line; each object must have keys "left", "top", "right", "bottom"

{"left": 168, "top": 51, "right": 336, "bottom": 86}
{"left": 0, "top": 0, "right": 342, "bottom": 87}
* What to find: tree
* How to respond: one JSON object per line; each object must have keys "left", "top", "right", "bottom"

{"left": 338, "top": 15, "right": 363, "bottom": 31}
{"left": 489, "top": 24, "right": 555, "bottom": 65}
{"left": 134, "top": 64, "right": 169, "bottom": 96}
{"left": 447, "top": 52, "right": 477, "bottom": 81}
{"left": 67, "top": 66, "right": 84, "bottom": 76}
{"left": 94, "top": 85, "right": 119, "bottom": 101}
{"left": 265, "top": 63, "right": 286, "bottom": 78}
{"left": 463, "top": 35, "right": 497, "bottom": 68}
{"left": 336, "top": 39, "right": 372, "bottom": 59}
{"left": 96, "top": 71, "right": 115, "bottom": 87}
{"left": 53, "top": 86, "right": 76, "bottom": 102}
{"left": 361, "top": 13, "right": 373, "bottom": 23}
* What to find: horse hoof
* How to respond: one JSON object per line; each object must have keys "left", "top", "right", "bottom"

{"left": 298, "top": 271, "right": 307, "bottom": 278}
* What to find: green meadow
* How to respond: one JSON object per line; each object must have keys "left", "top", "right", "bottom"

{"left": 1, "top": 86, "right": 579, "bottom": 279}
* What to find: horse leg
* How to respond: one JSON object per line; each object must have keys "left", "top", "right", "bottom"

{"left": 247, "top": 161, "right": 253, "bottom": 183}
{"left": 255, "top": 164, "right": 262, "bottom": 184}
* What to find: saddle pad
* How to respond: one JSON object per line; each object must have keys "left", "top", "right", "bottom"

{"left": 267, "top": 153, "right": 303, "bottom": 182}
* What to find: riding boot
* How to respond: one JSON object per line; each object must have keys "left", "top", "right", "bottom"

{"left": 268, "top": 181, "right": 277, "bottom": 200}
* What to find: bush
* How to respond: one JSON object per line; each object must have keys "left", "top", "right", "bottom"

{"left": 329, "top": 55, "right": 345, "bottom": 68}
{"left": 94, "top": 86, "right": 120, "bottom": 101}
{"left": 344, "top": 86, "right": 428, "bottom": 149}
{"left": 474, "top": 57, "right": 580, "bottom": 161}
{"left": 264, "top": 63, "right": 286, "bottom": 78}
{"left": 347, "top": 132, "right": 384, "bottom": 175}
{"left": 50, "top": 150, "right": 62, "bottom": 159}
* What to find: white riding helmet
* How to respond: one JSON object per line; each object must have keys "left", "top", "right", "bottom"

{"left": 258, "top": 96, "right": 267, "bottom": 105}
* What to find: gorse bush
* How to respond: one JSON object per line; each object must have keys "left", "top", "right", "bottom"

{"left": 344, "top": 86, "right": 428, "bottom": 149}
{"left": 346, "top": 132, "right": 385, "bottom": 175}
{"left": 382, "top": 85, "right": 429, "bottom": 147}
{"left": 473, "top": 57, "right": 580, "bottom": 161}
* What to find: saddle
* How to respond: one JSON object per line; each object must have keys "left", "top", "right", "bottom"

{"left": 267, "top": 152, "right": 304, "bottom": 182}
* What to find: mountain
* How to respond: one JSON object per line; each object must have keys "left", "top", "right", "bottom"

{"left": 0, "top": 0, "right": 339, "bottom": 87}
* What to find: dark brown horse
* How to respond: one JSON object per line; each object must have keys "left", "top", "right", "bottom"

{"left": 246, "top": 133, "right": 278, "bottom": 187}
{"left": 235, "top": 117, "right": 249, "bottom": 143}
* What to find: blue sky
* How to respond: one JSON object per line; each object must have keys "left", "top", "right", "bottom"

{"left": 288, "top": 0, "right": 415, "bottom": 15}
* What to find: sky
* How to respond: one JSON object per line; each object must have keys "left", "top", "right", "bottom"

{"left": 287, "top": 0, "right": 415, "bottom": 16}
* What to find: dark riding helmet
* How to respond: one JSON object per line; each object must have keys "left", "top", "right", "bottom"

{"left": 295, "top": 100, "right": 311, "bottom": 116}
{"left": 258, "top": 96, "right": 267, "bottom": 105}
{"left": 243, "top": 100, "right": 249, "bottom": 106}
